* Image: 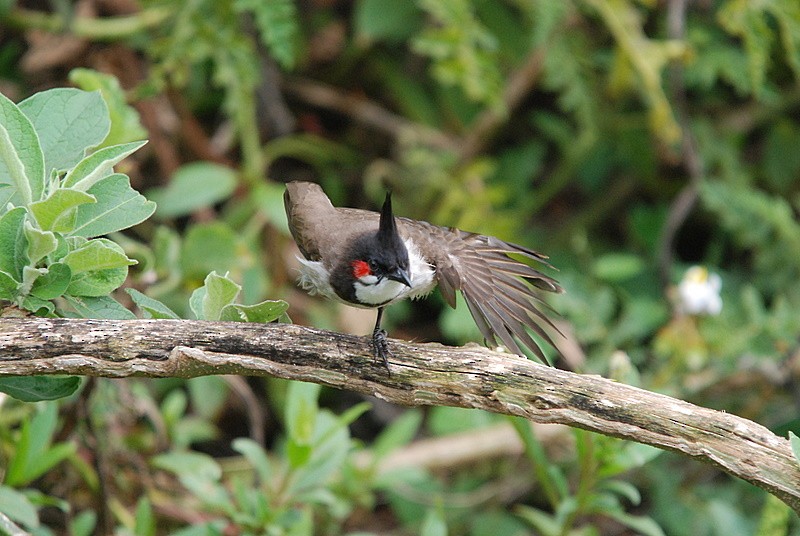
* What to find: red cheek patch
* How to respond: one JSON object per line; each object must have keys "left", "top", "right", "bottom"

{"left": 351, "top": 260, "right": 372, "bottom": 279}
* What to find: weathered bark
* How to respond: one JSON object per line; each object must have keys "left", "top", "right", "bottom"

{"left": 0, "top": 318, "right": 798, "bottom": 513}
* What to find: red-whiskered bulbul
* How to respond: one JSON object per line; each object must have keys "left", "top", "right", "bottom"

{"left": 284, "top": 181, "right": 563, "bottom": 371}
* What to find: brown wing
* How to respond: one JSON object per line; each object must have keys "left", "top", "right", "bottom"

{"left": 399, "top": 218, "right": 563, "bottom": 363}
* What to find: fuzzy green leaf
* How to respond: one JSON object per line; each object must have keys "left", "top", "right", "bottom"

{"left": 63, "top": 239, "right": 134, "bottom": 273}
{"left": 68, "top": 68, "right": 147, "bottom": 146}
{"left": 18, "top": 88, "right": 110, "bottom": 173}
{"left": 20, "top": 295, "right": 54, "bottom": 315}
{"left": 219, "top": 299, "right": 289, "bottom": 323}
{"left": 62, "top": 140, "right": 147, "bottom": 191}
{"left": 0, "top": 206, "right": 28, "bottom": 280}
{"left": 29, "top": 188, "right": 96, "bottom": 233}
{"left": 23, "top": 220, "right": 57, "bottom": 265}
{"left": 63, "top": 239, "right": 134, "bottom": 297}
{"left": 64, "top": 295, "right": 137, "bottom": 319}
{"left": 0, "top": 92, "right": 44, "bottom": 205}
{"left": 126, "top": 288, "right": 179, "bottom": 319}
{"left": 189, "top": 271, "right": 241, "bottom": 321}
{"left": 30, "top": 262, "right": 71, "bottom": 300}
{"left": 71, "top": 173, "right": 156, "bottom": 237}
{"left": 0, "top": 270, "right": 18, "bottom": 300}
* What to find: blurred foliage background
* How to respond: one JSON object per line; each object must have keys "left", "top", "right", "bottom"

{"left": 1, "top": 0, "right": 800, "bottom": 534}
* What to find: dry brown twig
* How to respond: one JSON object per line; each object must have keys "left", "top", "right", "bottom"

{"left": 0, "top": 318, "right": 798, "bottom": 513}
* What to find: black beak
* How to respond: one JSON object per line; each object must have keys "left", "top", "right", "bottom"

{"left": 387, "top": 267, "right": 412, "bottom": 288}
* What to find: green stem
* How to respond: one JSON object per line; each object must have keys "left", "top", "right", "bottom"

{"left": 508, "top": 415, "right": 561, "bottom": 509}
{"left": 560, "top": 430, "right": 596, "bottom": 535}
{"left": 3, "top": 6, "right": 173, "bottom": 41}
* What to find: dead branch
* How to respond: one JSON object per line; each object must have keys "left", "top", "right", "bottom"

{"left": 0, "top": 318, "right": 798, "bottom": 513}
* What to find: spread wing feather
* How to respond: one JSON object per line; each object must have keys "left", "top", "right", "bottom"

{"left": 399, "top": 219, "right": 563, "bottom": 363}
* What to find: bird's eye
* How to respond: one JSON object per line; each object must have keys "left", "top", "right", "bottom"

{"left": 368, "top": 259, "right": 379, "bottom": 271}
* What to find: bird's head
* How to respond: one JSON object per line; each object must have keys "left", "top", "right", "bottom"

{"left": 345, "top": 192, "right": 412, "bottom": 305}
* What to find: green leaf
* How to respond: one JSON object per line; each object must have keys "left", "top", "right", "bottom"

{"left": 0, "top": 92, "right": 44, "bottom": 205}
{"left": 355, "top": 0, "right": 421, "bottom": 42}
{"left": 134, "top": 497, "right": 156, "bottom": 536}
{"left": 148, "top": 162, "right": 237, "bottom": 219}
{"left": 5, "top": 403, "right": 76, "bottom": 488}
{"left": 69, "top": 510, "right": 98, "bottom": 536}
{"left": 514, "top": 505, "right": 560, "bottom": 536}
{"left": 232, "top": 438, "right": 272, "bottom": 484}
{"left": 69, "top": 68, "right": 147, "bottom": 146}
{"left": 62, "top": 140, "right": 147, "bottom": 191}
{"left": 592, "top": 253, "right": 645, "bottom": 282}
{"left": 0, "top": 270, "right": 18, "bottom": 300}
{"left": 288, "top": 411, "right": 351, "bottom": 493}
{"left": 181, "top": 222, "right": 239, "bottom": 281}
{"left": 63, "top": 295, "right": 137, "bottom": 319}
{"left": 219, "top": 299, "right": 289, "bottom": 323}
{"left": 603, "top": 510, "right": 665, "bottom": 536}
{"left": 29, "top": 188, "right": 96, "bottom": 232}
{"left": 30, "top": 262, "right": 71, "bottom": 300}
{"left": 0, "top": 486, "right": 40, "bottom": 529}
{"left": 372, "top": 409, "right": 423, "bottom": 459}
{"left": 20, "top": 295, "right": 55, "bottom": 315}
{"left": 126, "top": 288, "right": 179, "bottom": 319}
{"left": 412, "top": 0, "right": 503, "bottom": 109}
{"left": 0, "top": 206, "right": 28, "bottom": 281}
{"left": 63, "top": 239, "right": 134, "bottom": 297}
{"left": 599, "top": 479, "right": 642, "bottom": 505}
{"left": 0, "top": 376, "right": 81, "bottom": 402}
{"left": 234, "top": 0, "right": 298, "bottom": 69}
{"left": 71, "top": 173, "right": 156, "bottom": 237}
{"left": 789, "top": 431, "right": 800, "bottom": 465}
{"left": 420, "top": 508, "right": 447, "bottom": 536}
{"left": 18, "top": 88, "right": 110, "bottom": 173}
{"left": 152, "top": 450, "right": 222, "bottom": 482}
{"left": 23, "top": 220, "right": 57, "bottom": 265}
{"left": 189, "top": 271, "right": 241, "bottom": 321}
{"left": 0, "top": 183, "right": 15, "bottom": 208}
{"left": 186, "top": 376, "right": 228, "bottom": 419}
{"left": 285, "top": 382, "right": 320, "bottom": 469}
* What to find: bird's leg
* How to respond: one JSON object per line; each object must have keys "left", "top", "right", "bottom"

{"left": 372, "top": 307, "right": 391, "bottom": 372}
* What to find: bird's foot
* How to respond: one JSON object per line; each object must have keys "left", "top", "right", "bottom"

{"left": 372, "top": 328, "right": 391, "bottom": 373}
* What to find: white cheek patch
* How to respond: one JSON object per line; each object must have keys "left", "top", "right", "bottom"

{"left": 355, "top": 278, "right": 407, "bottom": 306}
{"left": 358, "top": 274, "right": 379, "bottom": 286}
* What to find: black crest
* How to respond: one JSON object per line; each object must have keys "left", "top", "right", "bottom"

{"left": 378, "top": 192, "right": 405, "bottom": 254}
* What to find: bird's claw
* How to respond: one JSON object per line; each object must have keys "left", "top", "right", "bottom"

{"left": 372, "top": 328, "right": 391, "bottom": 373}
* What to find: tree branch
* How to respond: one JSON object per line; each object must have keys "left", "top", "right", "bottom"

{"left": 1, "top": 318, "right": 798, "bottom": 513}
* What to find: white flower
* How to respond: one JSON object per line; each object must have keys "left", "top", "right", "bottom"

{"left": 677, "top": 266, "right": 722, "bottom": 316}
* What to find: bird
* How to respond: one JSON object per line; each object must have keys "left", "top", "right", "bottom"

{"left": 283, "top": 181, "right": 563, "bottom": 371}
